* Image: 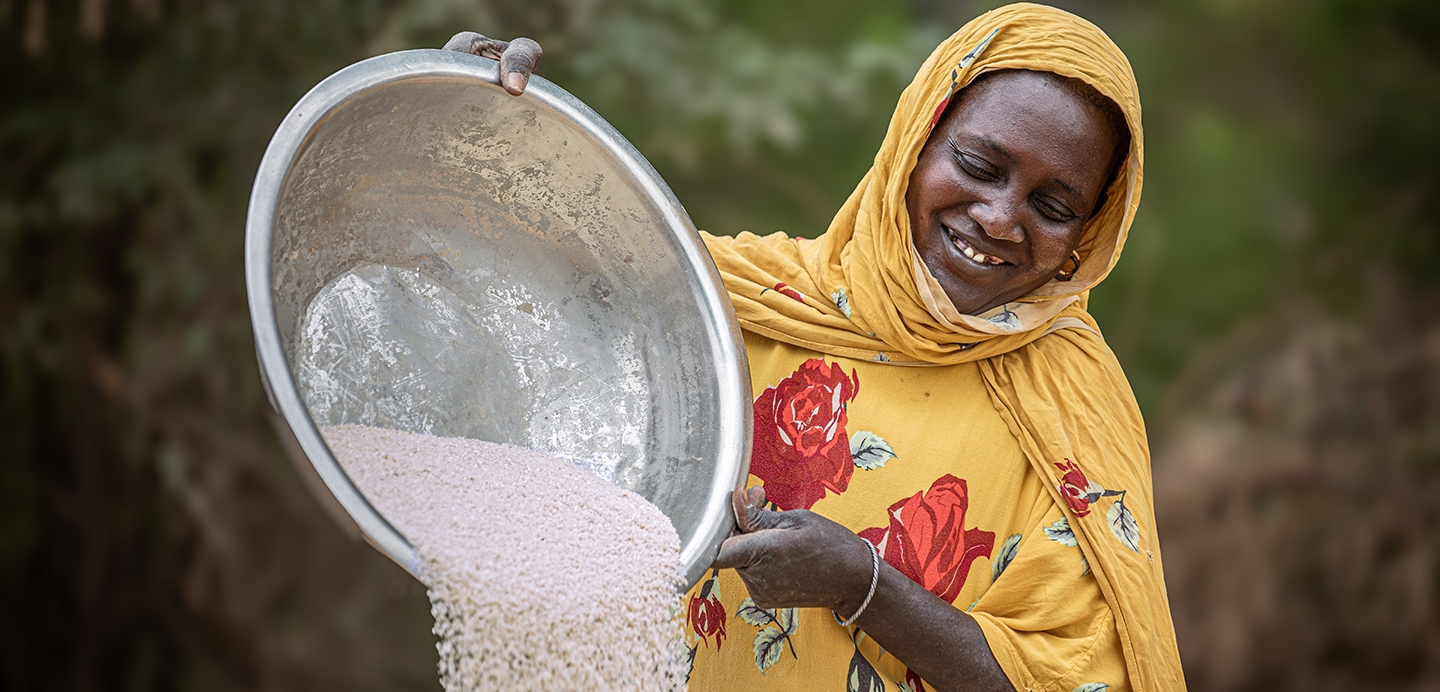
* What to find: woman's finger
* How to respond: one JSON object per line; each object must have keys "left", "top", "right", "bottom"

{"left": 442, "top": 31, "right": 507, "bottom": 60}
{"left": 732, "top": 486, "right": 783, "bottom": 533}
{"left": 498, "top": 37, "right": 543, "bottom": 95}
{"left": 712, "top": 531, "right": 775, "bottom": 570}
{"left": 745, "top": 485, "right": 767, "bottom": 509}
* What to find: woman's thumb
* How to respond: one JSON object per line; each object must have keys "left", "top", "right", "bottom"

{"left": 732, "top": 486, "right": 782, "bottom": 533}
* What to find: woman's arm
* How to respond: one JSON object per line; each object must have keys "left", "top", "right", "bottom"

{"left": 713, "top": 486, "right": 1016, "bottom": 692}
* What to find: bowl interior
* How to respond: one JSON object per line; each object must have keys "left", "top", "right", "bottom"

{"left": 255, "top": 52, "right": 748, "bottom": 589}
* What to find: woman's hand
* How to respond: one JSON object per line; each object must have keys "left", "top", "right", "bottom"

{"left": 441, "top": 32, "right": 543, "bottom": 96}
{"left": 714, "top": 485, "right": 1015, "bottom": 692}
{"left": 712, "top": 486, "right": 876, "bottom": 616}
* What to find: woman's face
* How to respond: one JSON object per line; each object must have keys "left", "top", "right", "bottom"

{"left": 906, "top": 70, "right": 1122, "bottom": 316}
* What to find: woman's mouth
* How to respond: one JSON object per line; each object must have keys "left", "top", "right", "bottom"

{"left": 944, "top": 226, "right": 1007, "bottom": 266}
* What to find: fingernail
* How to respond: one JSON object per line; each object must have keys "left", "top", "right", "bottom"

{"left": 503, "top": 72, "right": 524, "bottom": 94}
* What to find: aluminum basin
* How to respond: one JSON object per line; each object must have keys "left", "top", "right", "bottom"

{"left": 245, "top": 49, "right": 750, "bottom": 590}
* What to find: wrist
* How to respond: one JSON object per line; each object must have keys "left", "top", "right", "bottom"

{"left": 833, "top": 537, "right": 880, "bottom": 624}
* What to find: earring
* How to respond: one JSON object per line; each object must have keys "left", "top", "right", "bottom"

{"left": 1055, "top": 252, "right": 1081, "bottom": 281}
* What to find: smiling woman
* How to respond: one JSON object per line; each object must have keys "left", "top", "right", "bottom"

{"left": 910, "top": 70, "right": 1129, "bottom": 316}
{"left": 446, "top": 3, "right": 1182, "bottom": 692}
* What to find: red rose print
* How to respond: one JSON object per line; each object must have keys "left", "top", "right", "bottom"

{"left": 905, "top": 667, "right": 926, "bottom": 692}
{"left": 773, "top": 282, "right": 805, "bottom": 303}
{"left": 686, "top": 579, "right": 726, "bottom": 650}
{"left": 1055, "top": 459, "right": 1104, "bottom": 518}
{"left": 929, "top": 97, "right": 951, "bottom": 128}
{"left": 750, "top": 359, "right": 860, "bottom": 510}
{"left": 858, "top": 475, "right": 995, "bottom": 604}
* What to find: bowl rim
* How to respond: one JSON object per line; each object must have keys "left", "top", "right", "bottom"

{"left": 244, "top": 48, "right": 752, "bottom": 591}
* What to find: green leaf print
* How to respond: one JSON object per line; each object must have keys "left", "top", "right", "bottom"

{"left": 753, "top": 627, "right": 787, "bottom": 673}
{"left": 776, "top": 606, "right": 798, "bottom": 635}
{"left": 1044, "top": 517, "right": 1078, "bottom": 547}
{"left": 1106, "top": 494, "right": 1141, "bottom": 552}
{"left": 738, "top": 597, "right": 798, "bottom": 673}
{"left": 846, "top": 648, "right": 886, "bottom": 692}
{"left": 1073, "top": 683, "right": 1110, "bottom": 692}
{"left": 736, "top": 597, "right": 773, "bottom": 627}
{"left": 992, "top": 533, "right": 1022, "bottom": 581}
{"left": 850, "top": 431, "right": 897, "bottom": 470}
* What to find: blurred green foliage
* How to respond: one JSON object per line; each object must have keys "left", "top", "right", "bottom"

{"left": 1075, "top": 0, "right": 1440, "bottom": 412}
{"left": 2, "top": 0, "right": 1437, "bottom": 689}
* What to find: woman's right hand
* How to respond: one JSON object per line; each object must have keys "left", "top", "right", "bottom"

{"left": 441, "top": 32, "right": 544, "bottom": 96}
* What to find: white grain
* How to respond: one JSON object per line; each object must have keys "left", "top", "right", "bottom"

{"left": 322, "top": 424, "right": 687, "bottom": 691}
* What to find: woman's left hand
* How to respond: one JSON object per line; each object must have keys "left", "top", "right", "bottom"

{"left": 712, "top": 486, "right": 875, "bottom": 616}
{"left": 713, "top": 486, "right": 1016, "bottom": 692}
{"left": 442, "top": 32, "right": 543, "bottom": 95}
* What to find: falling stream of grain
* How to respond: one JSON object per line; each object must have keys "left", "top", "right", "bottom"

{"left": 322, "top": 424, "right": 688, "bottom": 691}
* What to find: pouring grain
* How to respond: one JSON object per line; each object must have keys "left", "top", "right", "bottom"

{"left": 322, "top": 424, "right": 688, "bottom": 691}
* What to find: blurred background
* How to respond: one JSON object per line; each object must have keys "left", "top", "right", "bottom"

{"left": 3, "top": 0, "right": 1438, "bottom": 689}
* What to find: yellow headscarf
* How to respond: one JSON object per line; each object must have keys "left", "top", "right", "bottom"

{"left": 701, "top": 4, "right": 1185, "bottom": 690}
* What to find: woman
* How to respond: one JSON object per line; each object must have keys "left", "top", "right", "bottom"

{"left": 449, "top": 4, "right": 1184, "bottom": 691}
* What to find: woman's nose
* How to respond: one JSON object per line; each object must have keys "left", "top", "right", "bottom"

{"left": 967, "top": 199, "right": 1025, "bottom": 243}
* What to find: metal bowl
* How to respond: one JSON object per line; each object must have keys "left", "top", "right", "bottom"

{"left": 245, "top": 49, "right": 751, "bottom": 590}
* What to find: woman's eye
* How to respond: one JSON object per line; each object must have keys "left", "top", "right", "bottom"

{"left": 957, "top": 153, "right": 999, "bottom": 181}
{"left": 1036, "top": 198, "right": 1077, "bottom": 222}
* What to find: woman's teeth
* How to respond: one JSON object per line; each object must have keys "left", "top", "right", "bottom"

{"left": 945, "top": 228, "right": 1005, "bottom": 266}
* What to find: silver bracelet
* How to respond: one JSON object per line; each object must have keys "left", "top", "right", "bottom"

{"left": 834, "top": 539, "right": 880, "bottom": 627}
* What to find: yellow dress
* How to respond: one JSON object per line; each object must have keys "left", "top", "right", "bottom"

{"left": 684, "top": 333, "right": 1130, "bottom": 692}
{"left": 684, "top": 4, "right": 1185, "bottom": 690}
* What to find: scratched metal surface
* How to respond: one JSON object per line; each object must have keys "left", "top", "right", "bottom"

{"left": 248, "top": 50, "right": 751, "bottom": 589}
